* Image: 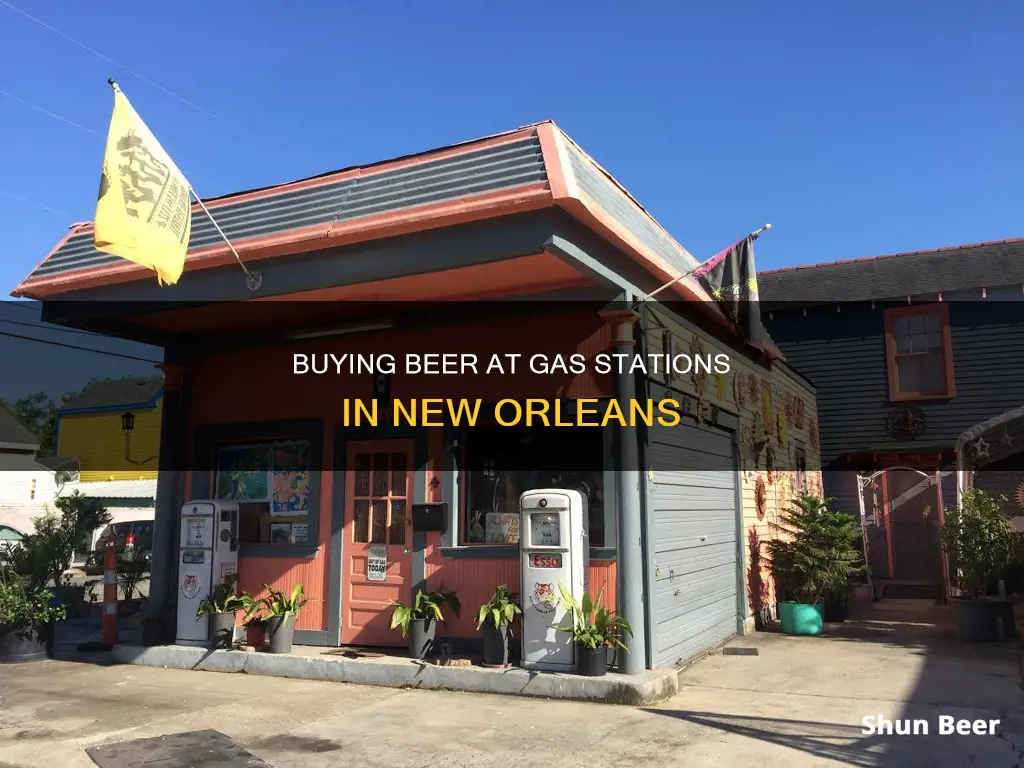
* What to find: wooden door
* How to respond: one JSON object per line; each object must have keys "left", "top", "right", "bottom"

{"left": 341, "top": 440, "right": 414, "bottom": 646}
{"left": 887, "top": 469, "right": 942, "bottom": 584}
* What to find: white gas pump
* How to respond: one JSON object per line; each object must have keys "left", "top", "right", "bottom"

{"left": 519, "top": 489, "right": 589, "bottom": 672}
{"left": 175, "top": 500, "right": 239, "bottom": 646}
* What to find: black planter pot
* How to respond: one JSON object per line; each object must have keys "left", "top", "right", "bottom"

{"left": 950, "top": 597, "right": 1001, "bottom": 641}
{"left": 266, "top": 614, "right": 296, "bottom": 654}
{"left": 208, "top": 612, "right": 237, "bottom": 649}
{"left": 576, "top": 644, "right": 608, "bottom": 677}
{"left": 408, "top": 618, "right": 436, "bottom": 659}
{"left": 824, "top": 596, "right": 848, "bottom": 623}
{"left": 50, "top": 585, "right": 86, "bottom": 618}
{"left": 481, "top": 623, "right": 510, "bottom": 667}
{"left": 0, "top": 622, "right": 48, "bottom": 663}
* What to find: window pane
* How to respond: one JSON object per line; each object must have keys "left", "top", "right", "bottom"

{"left": 897, "top": 354, "right": 946, "bottom": 395}
{"left": 893, "top": 317, "right": 909, "bottom": 337}
{"left": 353, "top": 499, "right": 369, "bottom": 543}
{"left": 926, "top": 332, "right": 941, "bottom": 350}
{"left": 390, "top": 499, "right": 406, "bottom": 545}
{"left": 909, "top": 315, "right": 925, "bottom": 334}
{"left": 354, "top": 453, "right": 371, "bottom": 497}
{"left": 895, "top": 333, "right": 912, "bottom": 354}
{"left": 924, "top": 313, "right": 940, "bottom": 332}
{"left": 371, "top": 500, "right": 387, "bottom": 543}
{"left": 372, "top": 453, "right": 389, "bottom": 497}
{"left": 390, "top": 453, "right": 407, "bottom": 497}
{"left": 464, "top": 422, "right": 605, "bottom": 547}
{"left": 911, "top": 333, "right": 928, "bottom": 353}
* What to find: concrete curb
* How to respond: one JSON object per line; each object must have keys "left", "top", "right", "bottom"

{"left": 111, "top": 644, "right": 679, "bottom": 705}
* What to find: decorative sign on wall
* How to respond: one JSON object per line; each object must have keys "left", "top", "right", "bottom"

{"left": 733, "top": 373, "right": 746, "bottom": 409}
{"left": 1015, "top": 482, "right": 1024, "bottom": 510}
{"left": 367, "top": 544, "right": 388, "bottom": 581}
{"left": 755, "top": 476, "right": 767, "bottom": 520}
{"left": 884, "top": 405, "right": 927, "bottom": 441}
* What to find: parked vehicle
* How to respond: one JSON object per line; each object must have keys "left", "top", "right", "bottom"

{"left": 84, "top": 520, "right": 154, "bottom": 575}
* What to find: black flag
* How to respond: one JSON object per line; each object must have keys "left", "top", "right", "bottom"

{"left": 693, "top": 236, "right": 772, "bottom": 350}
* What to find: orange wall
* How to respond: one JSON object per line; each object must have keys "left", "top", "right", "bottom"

{"left": 188, "top": 308, "right": 616, "bottom": 636}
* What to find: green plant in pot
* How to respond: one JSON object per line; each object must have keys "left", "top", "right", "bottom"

{"left": 256, "top": 583, "right": 313, "bottom": 654}
{"left": 476, "top": 584, "right": 522, "bottom": 667}
{"left": 766, "top": 493, "right": 865, "bottom": 636}
{"left": 131, "top": 596, "right": 165, "bottom": 647}
{"left": 196, "top": 573, "right": 244, "bottom": 649}
{"left": 4, "top": 493, "right": 111, "bottom": 617}
{"left": 555, "top": 583, "right": 632, "bottom": 676}
{"left": 0, "top": 572, "right": 67, "bottom": 663}
{"left": 390, "top": 588, "right": 460, "bottom": 660}
{"left": 940, "top": 489, "right": 1017, "bottom": 641}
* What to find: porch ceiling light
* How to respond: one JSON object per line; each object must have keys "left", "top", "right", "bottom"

{"left": 288, "top": 319, "right": 395, "bottom": 340}
{"left": 121, "top": 411, "right": 135, "bottom": 436}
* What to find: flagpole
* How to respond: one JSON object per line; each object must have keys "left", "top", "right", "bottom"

{"left": 637, "top": 223, "right": 772, "bottom": 304}
{"left": 106, "top": 78, "right": 262, "bottom": 292}
{"left": 189, "top": 190, "right": 263, "bottom": 292}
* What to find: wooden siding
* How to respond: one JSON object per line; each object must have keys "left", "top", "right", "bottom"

{"left": 642, "top": 306, "right": 823, "bottom": 629}
{"left": 766, "top": 301, "right": 1024, "bottom": 465}
{"left": 58, "top": 404, "right": 162, "bottom": 482}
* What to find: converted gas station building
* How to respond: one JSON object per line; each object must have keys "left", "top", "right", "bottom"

{"left": 14, "top": 122, "right": 821, "bottom": 673}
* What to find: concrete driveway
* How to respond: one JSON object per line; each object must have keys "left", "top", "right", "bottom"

{"left": 0, "top": 599, "right": 1021, "bottom": 767}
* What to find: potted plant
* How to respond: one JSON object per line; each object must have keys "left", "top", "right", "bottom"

{"left": 555, "top": 583, "right": 632, "bottom": 676}
{"left": 5, "top": 494, "right": 111, "bottom": 617}
{"left": 390, "top": 588, "right": 460, "bottom": 660}
{"left": 116, "top": 546, "right": 151, "bottom": 617}
{"left": 766, "top": 493, "right": 865, "bottom": 636}
{"left": 196, "top": 573, "right": 244, "bottom": 649}
{"left": 257, "top": 583, "right": 313, "bottom": 654}
{"left": 476, "top": 585, "right": 522, "bottom": 667}
{"left": 239, "top": 593, "right": 268, "bottom": 648}
{"left": 940, "top": 489, "right": 1017, "bottom": 641}
{"left": 0, "top": 573, "right": 66, "bottom": 663}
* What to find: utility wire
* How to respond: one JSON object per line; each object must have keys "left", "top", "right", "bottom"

{"left": 0, "top": 330, "right": 163, "bottom": 364}
{"left": 0, "top": 189, "right": 72, "bottom": 217}
{"left": 0, "top": 317, "right": 111, "bottom": 339}
{"left": 0, "top": 87, "right": 102, "bottom": 137}
{"left": 0, "top": 0, "right": 262, "bottom": 143}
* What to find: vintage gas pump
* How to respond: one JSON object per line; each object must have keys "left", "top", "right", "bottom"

{"left": 175, "top": 500, "right": 239, "bottom": 646}
{"left": 519, "top": 489, "right": 588, "bottom": 672}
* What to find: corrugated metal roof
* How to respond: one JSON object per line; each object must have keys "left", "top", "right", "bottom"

{"left": 25, "top": 136, "right": 546, "bottom": 283}
{"left": 60, "top": 478, "right": 157, "bottom": 499}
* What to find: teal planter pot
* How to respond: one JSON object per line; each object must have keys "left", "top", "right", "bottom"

{"left": 778, "top": 601, "right": 824, "bottom": 636}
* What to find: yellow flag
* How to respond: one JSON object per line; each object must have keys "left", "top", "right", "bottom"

{"left": 94, "top": 85, "right": 191, "bottom": 285}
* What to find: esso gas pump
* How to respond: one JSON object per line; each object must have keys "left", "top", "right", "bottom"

{"left": 519, "top": 489, "right": 589, "bottom": 672}
{"left": 175, "top": 500, "right": 239, "bottom": 646}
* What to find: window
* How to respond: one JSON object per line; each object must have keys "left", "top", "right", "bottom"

{"left": 350, "top": 451, "right": 408, "bottom": 545}
{"left": 462, "top": 425, "right": 606, "bottom": 547}
{"left": 884, "top": 304, "right": 955, "bottom": 400}
{"left": 215, "top": 438, "right": 313, "bottom": 546}
{"left": 30, "top": 479, "right": 36, "bottom": 500}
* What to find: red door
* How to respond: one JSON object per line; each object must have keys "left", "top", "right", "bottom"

{"left": 341, "top": 439, "right": 414, "bottom": 646}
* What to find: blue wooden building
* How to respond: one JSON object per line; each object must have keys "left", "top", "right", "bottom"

{"left": 758, "top": 238, "right": 1024, "bottom": 598}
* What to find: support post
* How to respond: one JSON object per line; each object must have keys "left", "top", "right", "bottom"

{"left": 101, "top": 540, "right": 118, "bottom": 647}
{"left": 600, "top": 301, "right": 647, "bottom": 674}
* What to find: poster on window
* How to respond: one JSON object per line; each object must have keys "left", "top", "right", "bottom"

{"left": 215, "top": 444, "right": 271, "bottom": 501}
{"left": 291, "top": 523, "right": 308, "bottom": 543}
{"left": 485, "top": 512, "right": 520, "bottom": 544}
{"left": 272, "top": 440, "right": 311, "bottom": 515}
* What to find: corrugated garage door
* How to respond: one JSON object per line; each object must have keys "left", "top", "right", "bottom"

{"left": 649, "top": 418, "right": 740, "bottom": 668}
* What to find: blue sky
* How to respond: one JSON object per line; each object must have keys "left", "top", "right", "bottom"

{"left": 1, "top": 1, "right": 1021, "bottom": 298}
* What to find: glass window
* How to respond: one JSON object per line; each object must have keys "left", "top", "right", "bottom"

{"left": 887, "top": 307, "right": 953, "bottom": 399}
{"left": 215, "top": 438, "right": 313, "bottom": 546}
{"left": 463, "top": 425, "right": 606, "bottom": 547}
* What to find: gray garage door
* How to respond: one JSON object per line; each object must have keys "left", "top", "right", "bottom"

{"left": 649, "top": 418, "right": 740, "bottom": 668}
